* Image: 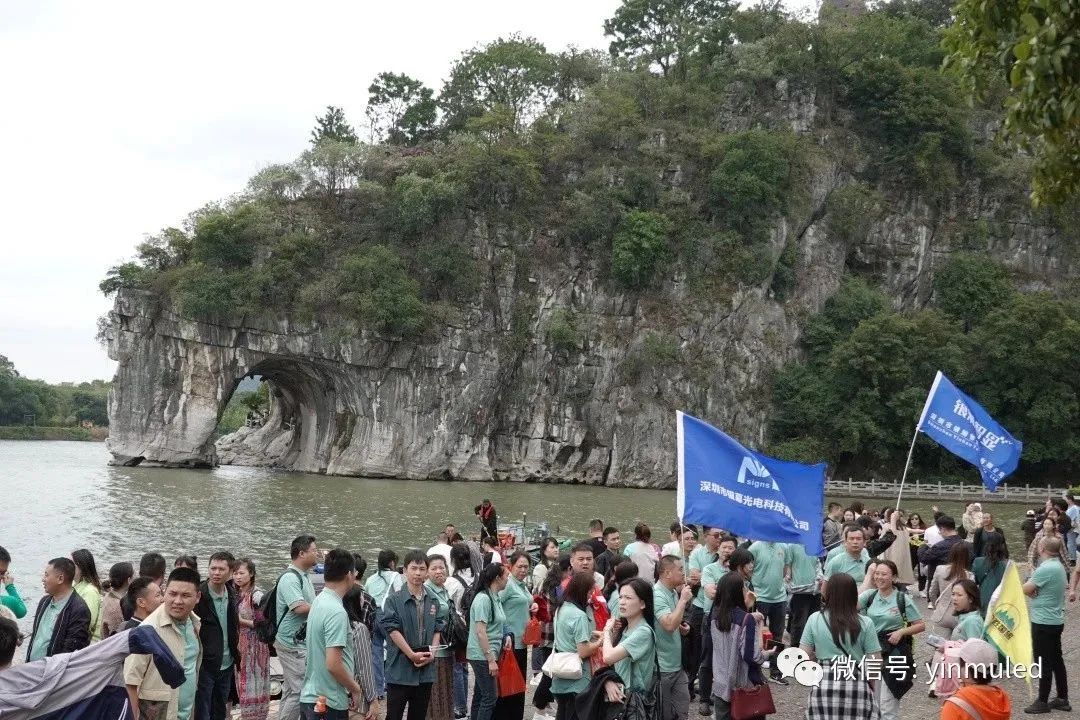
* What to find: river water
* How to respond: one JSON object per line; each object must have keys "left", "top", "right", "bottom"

{"left": 0, "top": 440, "right": 1042, "bottom": 627}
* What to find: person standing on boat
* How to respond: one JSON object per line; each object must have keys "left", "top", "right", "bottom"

{"left": 475, "top": 501, "right": 498, "bottom": 541}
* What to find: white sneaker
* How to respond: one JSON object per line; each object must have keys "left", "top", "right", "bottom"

{"left": 927, "top": 602, "right": 934, "bottom": 610}
{"left": 534, "top": 711, "right": 556, "bottom": 720}
{"left": 529, "top": 673, "right": 542, "bottom": 687}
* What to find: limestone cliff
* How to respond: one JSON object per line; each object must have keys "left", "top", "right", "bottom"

{"left": 104, "top": 147, "right": 1077, "bottom": 487}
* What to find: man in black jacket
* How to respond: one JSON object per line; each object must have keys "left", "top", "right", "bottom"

{"left": 26, "top": 557, "right": 91, "bottom": 661}
{"left": 857, "top": 515, "right": 898, "bottom": 558}
{"left": 917, "top": 515, "right": 971, "bottom": 581}
{"left": 194, "top": 552, "right": 239, "bottom": 720}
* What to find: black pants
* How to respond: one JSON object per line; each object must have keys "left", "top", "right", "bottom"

{"left": 683, "top": 605, "right": 704, "bottom": 698}
{"left": 1032, "top": 623, "right": 1068, "bottom": 703}
{"left": 697, "top": 607, "right": 713, "bottom": 705}
{"left": 554, "top": 693, "right": 581, "bottom": 720}
{"left": 386, "top": 682, "right": 433, "bottom": 720}
{"left": 788, "top": 593, "right": 819, "bottom": 648}
{"left": 755, "top": 601, "right": 786, "bottom": 677}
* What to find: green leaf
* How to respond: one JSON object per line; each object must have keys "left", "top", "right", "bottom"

{"left": 1021, "top": 12, "right": 1040, "bottom": 33}
{"left": 1010, "top": 62, "right": 1024, "bottom": 87}
{"left": 1015, "top": 40, "right": 1032, "bottom": 60}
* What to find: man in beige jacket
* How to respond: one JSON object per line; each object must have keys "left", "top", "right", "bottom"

{"left": 125, "top": 567, "right": 203, "bottom": 720}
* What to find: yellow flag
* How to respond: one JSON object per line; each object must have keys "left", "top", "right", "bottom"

{"left": 983, "top": 560, "right": 1033, "bottom": 686}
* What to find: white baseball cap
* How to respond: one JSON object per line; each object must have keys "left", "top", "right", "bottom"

{"left": 958, "top": 639, "right": 998, "bottom": 675}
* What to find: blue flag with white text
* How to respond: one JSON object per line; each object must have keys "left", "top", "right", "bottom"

{"left": 676, "top": 411, "right": 825, "bottom": 555}
{"left": 917, "top": 371, "right": 1021, "bottom": 491}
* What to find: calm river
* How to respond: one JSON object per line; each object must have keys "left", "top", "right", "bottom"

{"left": 0, "top": 440, "right": 1043, "bottom": 628}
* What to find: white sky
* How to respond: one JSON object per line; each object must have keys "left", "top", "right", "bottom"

{"left": 0, "top": 0, "right": 813, "bottom": 384}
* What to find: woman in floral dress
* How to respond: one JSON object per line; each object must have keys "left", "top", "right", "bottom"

{"left": 233, "top": 558, "right": 270, "bottom": 720}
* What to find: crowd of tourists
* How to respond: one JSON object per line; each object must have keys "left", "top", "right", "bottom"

{"left": 0, "top": 494, "right": 1078, "bottom": 720}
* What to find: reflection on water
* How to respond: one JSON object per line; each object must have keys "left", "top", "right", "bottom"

{"left": 0, "top": 440, "right": 1040, "bottom": 629}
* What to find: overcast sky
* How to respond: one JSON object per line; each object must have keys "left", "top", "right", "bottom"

{"left": 1, "top": 0, "right": 813, "bottom": 384}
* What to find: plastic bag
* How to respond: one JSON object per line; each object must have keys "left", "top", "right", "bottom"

{"left": 497, "top": 646, "right": 527, "bottom": 697}
{"left": 524, "top": 617, "right": 542, "bottom": 646}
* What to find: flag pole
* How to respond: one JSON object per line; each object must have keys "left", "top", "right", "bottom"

{"left": 895, "top": 427, "right": 919, "bottom": 512}
{"left": 897, "top": 371, "right": 943, "bottom": 512}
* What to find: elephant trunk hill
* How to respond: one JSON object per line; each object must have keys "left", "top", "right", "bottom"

{"left": 100, "top": 7, "right": 1080, "bottom": 487}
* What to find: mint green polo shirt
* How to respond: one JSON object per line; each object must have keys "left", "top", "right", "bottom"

{"left": 749, "top": 542, "right": 788, "bottom": 604}
{"left": 550, "top": 603, "right": 593, "bottom": 694}
{"left": 952, "top": 610, "right": 984, "bottom": 641}
{"left": 689, "top": 546, "right": 716, "bottom": 610}
{"left": 788, "top": 544, "right": 820, "bottom": 589}
{"left": 499, "top": 576, "right": 532, "bottom": 650}
{"left": 857, "top": 589, "right": 923, "bottom": 634}
{"left": 176, "top": 617, "right": 199, "bottom": 720}
{"left": 652, "top": 583, "right": 682, "bottom": 673}
{"left": 824, "top": 550, "right": 870, "bottom": 583}
{"left": 700, "top": 561, "right": 726, "bottom": 614}
{"left": 300, "top": 588, "right": 354, "bottom": 711}
{"left": 28, "top": 592, "right": 71, "bottom": 660}
{"left": 275, "top": 566, "right": 315, "bottom": 649}
{"left": 614, "top": 621, "right": 656, "bottom": 692}
{"left": 466, "top": 591, "right": 506, "bottom": 662}
{"left": 800, "top": 611, "right": 880, "bottom": 662}
{"left": 1029, "top": 558, "right": 1066, "bottom": 626}
{"left": 210, "top": 587, "right": 232, "bottom": 670}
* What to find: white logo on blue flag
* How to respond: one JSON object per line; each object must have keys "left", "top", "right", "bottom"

{"left": 917, "top": 371, "right": 1022, "bottom": 491}
{"left": 676, "top": 411, "right": 825, "bottom": 555}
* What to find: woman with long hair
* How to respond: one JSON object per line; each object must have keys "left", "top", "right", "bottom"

{"left": 551, "top": 572, "right": 603, "bottom": 720}
{"left": 448, "top": 542, "right": 474, "bottom": 719}
{"left": 972, "top": 535, "right": 1009, "bottom": 614}
{"left": 233, "top": 558, "right": 270, "bottom": 720}
{"left": 949, "top": 579, "right": 983, "bottom": 641}
{"left": 600, "top": 578, "right": 656, "bottom": 704}
{"left": 711, "top": 573, "right": 772, "bottom": 720}
{"left": 71, "top": 548, "right": 103, "bottom": 642}
{"left": 859, "top": 560, "right": 926, "bottom": 720}
{"left": 928, "top": 543, "right": 975, "bottom": 646}
{"left": 494, "top": 552, "right": 533, "bottom": 720}
{"left": 101, "top": 562, "right": 133, "bottom": 638}
{"left": 425, "top": 555, "right": 464, "bottom": 720}
{"left": 801, "top": 573, "right": 882, "bottom": 720}
{"left": 1028, "top": 516, "right": 1070, "bottom": 569}
{"left": 880, "top": 511, "right": 915, "bottom": 589}
{"left": 467, "top": 562, "right": 509, "bottom": 720}
{"left": 532, "top": 538, "right": 561, "bottom": 591}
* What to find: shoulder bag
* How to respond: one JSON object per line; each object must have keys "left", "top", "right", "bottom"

{"left": 730, "top": 613, "right": 775, "bottom": 720}
{"left": 542, "top": 607, "right": 584, "bottom": 679}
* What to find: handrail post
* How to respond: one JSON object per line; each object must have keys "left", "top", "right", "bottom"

{"left": 938, "top": 479, "right": 942, "bottom": 497}
{"left": 849, "top": 477, "right": 853, "bottom": 495}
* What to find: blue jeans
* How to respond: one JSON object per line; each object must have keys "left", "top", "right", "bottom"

{"left": 373, "top": 614, "right": 387, "bottom": 698}
{"left": 195, "top": 664, "right": 233, "bottom": 720}
{"left": 1067, "top": 530, "right": 1077, "bottom": 563}
{"left": 469, "top": 660, "right": 497, "bottom": 720}
{"left": 453, "top": 660, "right": 469, "bottom": 716}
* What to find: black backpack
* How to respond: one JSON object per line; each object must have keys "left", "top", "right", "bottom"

{"left": 448, "top": 574, "right": 492, "bottom": 649}
{"left": 253, "top": 568, "right": 303, "bottom": 646}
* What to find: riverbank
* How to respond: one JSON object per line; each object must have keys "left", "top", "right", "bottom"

{"left": 0, "top": 426, "right": 106, "bottom": 441}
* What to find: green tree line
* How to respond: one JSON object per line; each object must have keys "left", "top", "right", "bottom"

{"left": 0, "top": 355, "right": 109, "bottom": 427}
{"left": 770, "top": 257, "right": 1080, "bottom": 483}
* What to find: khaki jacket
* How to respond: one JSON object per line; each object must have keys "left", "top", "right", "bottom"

{"left": 123, "top": 605, "right": 202, "bottom": 720}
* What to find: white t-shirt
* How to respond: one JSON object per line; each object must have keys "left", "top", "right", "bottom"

{"left": 923, "top": 525, "right": 943, "bottom": 547}
{"left": 427, "top": 543, "right": 453, "bottom": 567}
{"left": 661, "top": 541, "right": 681, "bottom": 558}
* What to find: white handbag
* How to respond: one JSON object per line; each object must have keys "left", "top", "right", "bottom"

{"left": 542, "top": 610, "right": 584, "bottom": 680}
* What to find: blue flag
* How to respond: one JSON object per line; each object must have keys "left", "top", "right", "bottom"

{"left": 676, "top": 411, "right": 825, "bottom": 555}
{"left": 917, "top": 372, "right": 1022, "bottom": 491}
